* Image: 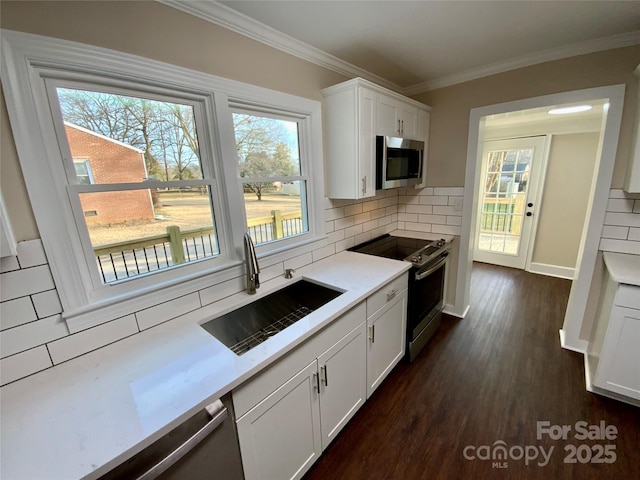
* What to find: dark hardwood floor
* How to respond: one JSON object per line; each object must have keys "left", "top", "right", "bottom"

{"left": 304, "top": 263, "right": 639, "bottom": 480}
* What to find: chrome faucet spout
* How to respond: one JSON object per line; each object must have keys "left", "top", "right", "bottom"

{"left": 244, "top": 233, "right": 260, "bottom": 294}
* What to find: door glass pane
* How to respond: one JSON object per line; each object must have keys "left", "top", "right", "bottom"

{"left": 478, "top": 147, "right": 534, "bottom": 255}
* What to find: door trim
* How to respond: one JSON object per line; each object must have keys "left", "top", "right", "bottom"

{"left": 453, "top": 85, "right": 625, "bottom": 353}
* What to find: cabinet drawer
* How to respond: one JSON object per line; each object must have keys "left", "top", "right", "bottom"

{"left": 367, "top": 273, "right": 408, "bottom": 318}
{"left": 615, "top": 284, "right": 640, "bottom": 310}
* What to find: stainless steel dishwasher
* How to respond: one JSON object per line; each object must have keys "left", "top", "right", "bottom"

{"left": 100, "top": 393, "right": 244, "bottom": 480}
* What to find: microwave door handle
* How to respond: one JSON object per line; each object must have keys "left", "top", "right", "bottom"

{"left": 415, "top": 254, "right": 449, "bottom": 281}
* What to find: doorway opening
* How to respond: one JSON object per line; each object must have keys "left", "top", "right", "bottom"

{"left": 454, "top": 85, "right": 625, "bottom": 352}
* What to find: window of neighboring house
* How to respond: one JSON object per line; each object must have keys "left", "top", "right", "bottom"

{"left": 73, "top": 159, "right": 94, "bottom": 185}
{"left": 47, "top": 82, "right": 222, "bottom": 285}
{"left": 231, "top": 110, "right": 309, "bottom": 245}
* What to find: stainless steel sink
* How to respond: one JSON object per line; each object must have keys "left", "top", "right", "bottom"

{"left": 201, "top": 279, "right": 343, "bottom": 355}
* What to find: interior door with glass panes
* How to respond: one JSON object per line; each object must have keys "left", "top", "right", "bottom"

{"left": 474, "top": 136, "right": 546, "bottom": 269}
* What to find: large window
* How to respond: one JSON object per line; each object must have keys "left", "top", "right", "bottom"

{"left": 48, "top": 83, "right": 221, "bottom": 284}
{"left": 232, "top": 111, "right": 309, "bottom": 245}
{"left": 2, "top": 31, "right": 325, "bottom": 329}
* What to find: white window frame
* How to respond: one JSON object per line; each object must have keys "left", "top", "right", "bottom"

{"left": 1, "top": 30, "right": 326, "bottom": 331}
{"left": 230, "top": 105, "right": 314, "bottom": 251}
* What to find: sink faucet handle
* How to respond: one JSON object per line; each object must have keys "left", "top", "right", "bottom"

{"left": 284, "top": 268, "right": 295, "bottom": 279}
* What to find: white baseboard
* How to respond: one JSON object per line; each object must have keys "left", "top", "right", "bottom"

{"left": 528, "top": 262, "right": 575, "bottom": 280}
{"left": 559, "top": 328, "right": 588, "bottom": 353}
{"left": 443, "top": 304, "right": 470, "bottom": 318}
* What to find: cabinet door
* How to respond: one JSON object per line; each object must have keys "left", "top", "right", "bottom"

{"left": 398, "top": 104, "right": 418, "bottom": 139}
{"left": 594, "top": 306, "right": 640, "bottom": 400}
{"left": 366, "top": 290, "right": 407, "bottom": 398}
{"left": 358, "top": 87, "right": 376, "bottom": 198}
{"left": 317, "top": 321, "right": 367, "bottom": 450}
{"left": 377, "top": 94, "right": 400, "bottom": 137}
{"left": 237, "top": 361, "right": 322, "bottom": 480}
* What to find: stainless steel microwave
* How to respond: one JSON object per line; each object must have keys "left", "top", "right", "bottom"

{"left": 376, "top": 136, "right": 424, "bottom": 189}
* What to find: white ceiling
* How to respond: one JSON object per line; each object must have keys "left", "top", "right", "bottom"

{"left": 163, "top": 0, "right": 640, "bottom": 94}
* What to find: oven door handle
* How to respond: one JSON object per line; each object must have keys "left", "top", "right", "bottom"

{"left": 415, "top": 254, "right": 449, "bottom": 281}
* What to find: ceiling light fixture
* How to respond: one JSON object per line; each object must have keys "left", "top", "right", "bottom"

{"left": 548, "top": 105, "right": 593, "bottom": 115}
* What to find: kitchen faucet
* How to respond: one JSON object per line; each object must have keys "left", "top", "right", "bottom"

{"left": 243, "top": 232, "right": 260, "bottom": 294}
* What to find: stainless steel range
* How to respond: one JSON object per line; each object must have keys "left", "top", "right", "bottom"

{"left": 349, "top": 234, "right": 453, "bottom": 362}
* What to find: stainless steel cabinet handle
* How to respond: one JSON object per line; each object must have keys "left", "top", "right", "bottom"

{"left": 369, "top": 324, "right": 375, "bottom": 343}
{"left": 313, "top": 372, "right": 319, "bottom": 392}
{"left": 386, "top": 289, "right": 398, "bottom": 301}
{"left": 321, "top": 365, "right": 328, "bottom": 386}
{"left": 397, "top": 119, "right": 401, "bottom": 134}
{"left": 401, "top": 119, "right": 404, "bottom": 134}
{"left": 137, "top": 401, "right": 228, "bottom": 480}
{"left": 362, "top": 176, "right": 367, "bottom": 195}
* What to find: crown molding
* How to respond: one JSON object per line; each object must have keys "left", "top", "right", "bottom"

{"left": 404, "top": 30, "right": 640, "bottom": 95}
{"left": 158, "top": 0, "right": 403, "bottom": 93}
{"left": 158, "top": 1, "right": 640, "bottom": 97}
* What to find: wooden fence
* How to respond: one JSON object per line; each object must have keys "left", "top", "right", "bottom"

{"left": 94, "top": 210, "right": 303, "bottom": 282}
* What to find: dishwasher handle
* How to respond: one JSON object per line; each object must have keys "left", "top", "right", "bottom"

{"left": 137, "top": 401, "right": 228, "bottom": 480}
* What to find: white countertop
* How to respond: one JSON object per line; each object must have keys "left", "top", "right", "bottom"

{"left": 603, "top": 252, "right": 640, "bottom": 286}
{"left": 0, "top": 251, "right": 410, "bottom": 480}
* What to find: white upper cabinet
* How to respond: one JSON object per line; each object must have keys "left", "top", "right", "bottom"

{"left": 623, "top": 64, "right": 640, "bottom": 193}
{"left": 376, "top": 93, "right": 419, "bottom": 139}
{"left": 322, "top": 78, "right": 431, "bottom": 199}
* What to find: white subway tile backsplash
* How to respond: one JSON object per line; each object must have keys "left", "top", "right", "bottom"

{"left": 0, "top": 314, "right": 68, "bottom": 358}
{"left": 326, "top": 229, "right": 345, "bottom": 245}
{"left": 404, "top": 222, "right": 432, "bottom": 233}
{"left": 608, "top": 189, "right": 627, "bottom": 199}
{"left": 434, "top": 187, "right": 465, "bottom": 196}
{"left": 325, "top": 220, "right": 335, "bottom": 234}
{"left": 433, "top": 205, "right": 460, "bottom": 216}
{"left": 629, "top": 228, "right": 640, "bottom": 241}
{"left": 418, "top": 214, "right": 447, "bottom": 225}
{"left": 599, "top": 238, "right": 640, "bottom": 255}
{"left": 0, "top": 346, "right": 52, "bottom": 386}
{"left": 606, "top": 198, "right": 634, "bottom": 213}
{"left": 419, "top": 196, "right": 449, "bottom": 206}
{"left": 344, "top": 224, "right": 363, "bottom": 238}
{"left": 0, "top": 255, "right": 20, "bottom": 273}
{"left": 447, "top": 216, "right": 463, "bottom": 226}
{"left": 31, "top": 290, "right": 62, "bottom": 319}
{"left": 334, "top": 216, "right": 355, "bottom": 230}
{"left": 634, "top": 200, "right": 640, "bottom": 214}
{"left": 335, "top": 237, "right": 355, "bottom": 252}
{"left": 135, "top": 293, "right": 201, "bottom": 331}
{"left": 16, "top": 239, "right": 47, "bottom": 268}
{"left": 0, "top": 265, "right": 55, "bottom": 302}
{"left": 432, "top": 224, "right": 462, "bottom": 236}
{"left": 324, "top": 207, "right": 345, "bottom": 221}
{"left": 603, "top": 212, "right": 640, "bottom": 228}
{"left": 283, "top": 252, "right": 313, "bottom": 271}
{"left": 344, "top": 203, "right": 363, "bottom": 217}
{"left": 405, "top": 204, "right": 433, "bottom": 215}
{"left": 0, "top": 298, "right": 37, "bottom": 331}
{"left": 312, "top": 243, "right": 336, "bottom": 262}
{"left": 601, "top": 225, "right": 629, "bottom": 240}
{"left": 199, "top": 277, "right": 244, "bottom": 307}
{"left": 362, "top": 200, "right": 379, "bottom": 212}
{"left": 353, "top": 212, "right": 371, "bottom": 224}
{"left": 398, "top": 213, "right": 418, "bottom": 223}
{"left": 48, "top": 315, "right": 138, "bottom": 364}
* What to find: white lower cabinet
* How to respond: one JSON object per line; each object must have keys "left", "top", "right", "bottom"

{"left": 236, "top": 360, "right": 322, "bottom": 480}
{"left": 234, "top": 273, "right": 409, "bottom": 479}
{"left": 366, "top": 276, "right": 408, "bottom": 398}
{"left": 588, "top": 258, "right": 640, "bottom": 404}
{"left": 234, "top": 303, "right": 367, "bottom": 480}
